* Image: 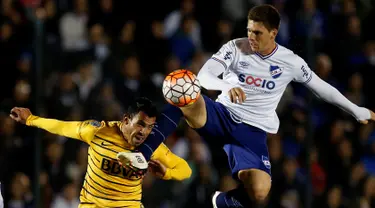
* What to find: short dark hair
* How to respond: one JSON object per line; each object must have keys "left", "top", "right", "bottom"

{"left": 248, "top": 4, "right": 280, "bottom": 31}
{"left": 127, "top": 97, "right": 158, "bottom": 118}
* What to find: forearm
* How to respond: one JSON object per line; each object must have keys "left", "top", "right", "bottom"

{"left": 26, "top": 115, "right": 82, "bottom": 139}
{"left": 306, "top": 73, "right": 370, "bottom": 121}
{"left": 197, "top": 58, "right": 235, "bottom": 92}
{"left": 163, "top": 159, "right": 192, "bottom": 181}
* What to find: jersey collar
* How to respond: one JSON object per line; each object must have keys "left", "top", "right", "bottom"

{"left": 254, "top": 43, "right": 278, "bottom": 60}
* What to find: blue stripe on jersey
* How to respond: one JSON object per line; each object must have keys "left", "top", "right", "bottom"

{"left": 211, "top": 57, "right": 227, "bottom": 69}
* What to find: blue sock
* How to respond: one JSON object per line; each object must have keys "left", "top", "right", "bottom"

{"left": 137, "top": 104, "right": 183, "bottom": 161}
{"left": 215, "top": 186, "right": 251, "bottom": 208}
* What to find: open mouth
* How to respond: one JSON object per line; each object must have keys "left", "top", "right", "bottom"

{"left": 135, "top": 135, "right": 144, "bottom": 142}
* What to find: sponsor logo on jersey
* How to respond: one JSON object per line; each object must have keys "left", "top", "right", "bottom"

{"left": 101, "top": 158, "right": 146, "bottom": 179}
{"left": 238, "top": 74, "right": 276, "bottom": 90}
{"left": 269, "top": 65, "right": 283, "bottom": 79}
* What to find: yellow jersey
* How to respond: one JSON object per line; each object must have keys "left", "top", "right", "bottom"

{"left": 26, "top": 116, "right": 192, "bottom": 208}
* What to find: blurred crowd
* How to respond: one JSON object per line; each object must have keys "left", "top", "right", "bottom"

{"left": 1, "top": 0, "right": 375, "bottom": 207}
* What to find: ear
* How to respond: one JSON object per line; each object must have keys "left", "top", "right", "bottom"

{"left": 270, "top": 29, "right": 278, "bottom": 39}
{"left": 122, "top": 115, "right": 130, "bottom": 124}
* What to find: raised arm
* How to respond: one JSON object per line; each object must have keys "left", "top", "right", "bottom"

{"left": 305, "top": 72, "right": 371, "bottom": 121}
{"left": 10, "top": 107, "right": 102, "bottom": 144}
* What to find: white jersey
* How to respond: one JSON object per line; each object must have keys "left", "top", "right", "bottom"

{"left": 0, "top": 182, "right": 3, "bottom": 208}
{"left": 198, "top": 38, "right": 370, "bottom": 134}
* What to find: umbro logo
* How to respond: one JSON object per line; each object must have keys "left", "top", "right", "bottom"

{"left": 239, "top": 61, "right": 249, "bottom": 68}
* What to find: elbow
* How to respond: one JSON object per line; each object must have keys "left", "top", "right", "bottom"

{"left": 197, "top": 70, "right": 213, "bottom": 90}
{"left": 177, "top": 161, "right": 193, "bottom": 181}
{"left": 196, "top": 71, "right": 207, "bottom": 87}
{"left": 184, "top": 164, "right": 192, "bottom": 180}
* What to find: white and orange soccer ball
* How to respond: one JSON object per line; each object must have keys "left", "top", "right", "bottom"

{"left": 162, "top": 69, "right": 201, "bottom": 107}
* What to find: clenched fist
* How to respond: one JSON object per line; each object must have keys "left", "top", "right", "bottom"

{"left": 359, "top": 109, "right": 375, "bottom": 125}
{"left": 9, "top": 107, "right": 32, "bottom": 124}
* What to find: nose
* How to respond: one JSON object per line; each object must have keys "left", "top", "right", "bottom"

{"left": 139, "top": 128, "right": 145, "bottom": 134}
{"left": 248, "top": 32, "right": 255, "bottom": 41}
{"left": 139, "top": 127, "right": 149, "bottom": 135}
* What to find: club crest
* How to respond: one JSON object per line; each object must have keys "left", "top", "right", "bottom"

{"left": 269, "top": 65, "right": 283, "bottom": 79}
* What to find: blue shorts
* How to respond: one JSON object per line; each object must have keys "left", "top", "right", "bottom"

{"left": 196, "top": 95, "right": 271, "bottom": 179}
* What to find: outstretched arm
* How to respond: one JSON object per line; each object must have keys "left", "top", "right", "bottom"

{"left": 10, "top": 107, "right": 101, "bottom": 144}
{"left": 292, "top": 57, "right": 375, "bottom": 123}
{"left": 305, "top": 72, "right": 372, "bottom": 122}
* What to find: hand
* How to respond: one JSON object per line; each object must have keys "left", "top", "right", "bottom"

{"left": 9, "top": 107, "right": 32, "bottom": 124}
{"left": 228, "top": 87, "right": 246, "bottom": 104}
{"left": 148, "top": 160, "right": 167, "bottom": 179}
{"left": 359, "top": 109, "right": 375, "bottom": 125}
{"left": 117, "top": 154, "right": 148, "bottom": 177}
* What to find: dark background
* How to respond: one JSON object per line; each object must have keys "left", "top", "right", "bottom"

{"left": 1, "top": 0, "right": 375, "bottom": 207}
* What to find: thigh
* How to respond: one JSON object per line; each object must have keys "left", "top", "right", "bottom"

{"left": 192, "top": 95, "right": 237, "bottom": 139}
{"left": 223, "top": 131, "right": 271, "bottom": 180}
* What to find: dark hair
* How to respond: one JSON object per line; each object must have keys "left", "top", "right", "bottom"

{"left": 248, "top": 4, "right": 280, "bottom": 31}
{"left": 126, "top": 97, "right": 158, "bottom": 118}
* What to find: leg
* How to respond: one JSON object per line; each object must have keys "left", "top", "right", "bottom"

{"left": 238, "top": 169, "right": 271, "bottom": 205}
{"left": 137, "top": 104, "right": 183, "bottom": 161}
{"left": 214, "top": 128, "right": 271, "bottom": 208}
{"left": 137, "top": 94, "right": 210, "bottom": 161}
{"left": 137, "top": 95, "right": 208, "bottom": 162}
{"left": 213, "top": 169, "right": 271, "bottom": 208}
{"left": 125, "top": 95, "right": 228, "bottom": 169}
{"left": 180, "top": 95, "right": 207, "bottom": 128}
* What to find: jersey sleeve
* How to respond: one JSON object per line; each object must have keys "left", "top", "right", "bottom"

{"left": 197, "top": 40, "right": 237, "bottom": 92}
{"left": 292, "top": 56, "right": 313, "bottom": 84}
{"left": 151, "top": 143, "right": 192, "bottom": 181}
{"left": 26, "top": 115, "right": 103, "bottom": 144}
{"left": 211, "top": 40, "right": 237, "bottom": 69}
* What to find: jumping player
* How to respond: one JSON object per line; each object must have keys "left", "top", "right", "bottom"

{"left": 123, "top": 4, "right": 375, "bottom": 208}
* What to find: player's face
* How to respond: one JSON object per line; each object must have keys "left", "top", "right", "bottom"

{"left": 247, "top": 20, "right": 277, "bottom": 53}
{"left": 122, "top": 111, "right": 156, "bottom": 146}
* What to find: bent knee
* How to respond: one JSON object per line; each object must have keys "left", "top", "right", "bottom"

{"left": 251, "top": 184, "right": 269, "bottom": 203}
{"left": 238, "top": 169, "right": 271, "bottom": 203}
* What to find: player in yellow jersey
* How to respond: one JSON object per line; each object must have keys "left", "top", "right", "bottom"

{"left": 9, "top": 97, "right": 191, "bottom": 208}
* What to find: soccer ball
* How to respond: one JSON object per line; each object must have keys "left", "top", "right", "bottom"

{"left": 162, "top": 69, "right": 201, "bottom": 107}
